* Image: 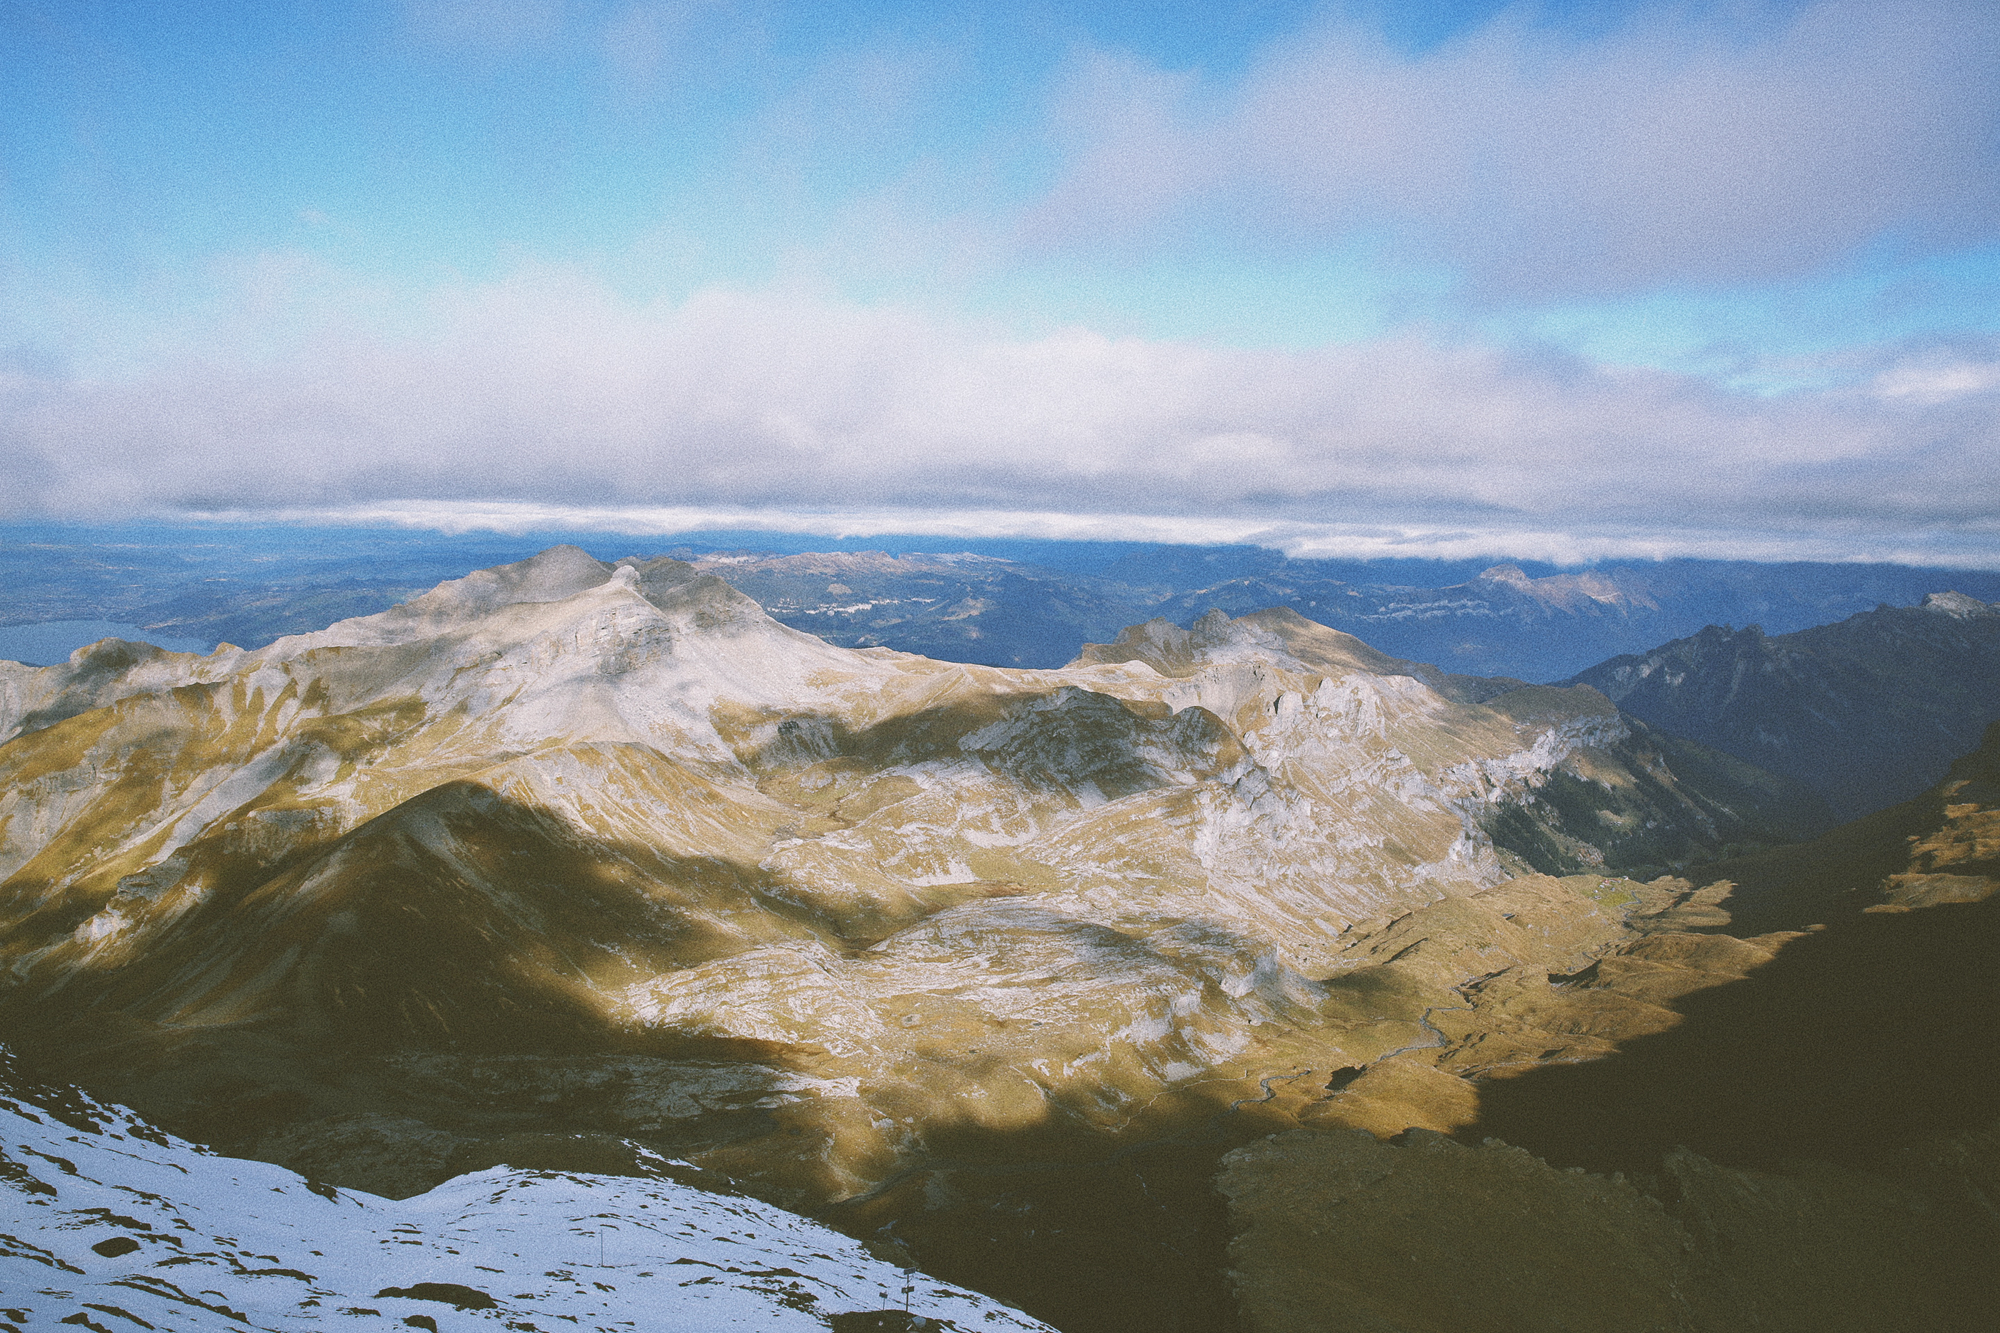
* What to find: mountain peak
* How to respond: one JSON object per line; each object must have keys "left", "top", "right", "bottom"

{"left": 387, "top": 544, "right": 614, "bottom": 625}
{"left": 1071, "top": 605, "right": 1477, "bottom": 694}
{"left": 1921, "top": 590, "right": 1994, "bottom": 619}
{"left": 468, "top": 543, "right": 612, "bottom": 599}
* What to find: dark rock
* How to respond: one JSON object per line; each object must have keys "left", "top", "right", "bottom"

{"left": 828, "top": 1314, "right": 951, "bottom": 1332}
{"left": 376, "top": 1282, "right": 497, "bottom": 1309}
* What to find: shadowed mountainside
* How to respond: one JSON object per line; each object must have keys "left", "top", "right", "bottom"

{"left": 1566, "top": 591, "right": 2000, "bottom": 819}
{"left": 1217, "top": 724, "right": 2000, "bottom": 1333}
{"left": 1675, "top": 717, "right": 2000, "bottom": 934}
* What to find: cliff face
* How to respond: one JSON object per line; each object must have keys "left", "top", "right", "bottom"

{"left": 1566, "top": 591, "right": 2000, "bottom": 820}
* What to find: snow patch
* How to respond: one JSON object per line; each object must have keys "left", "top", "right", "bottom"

{"left": 0, "top": 1051, "right": 1052, "bottom": 1331}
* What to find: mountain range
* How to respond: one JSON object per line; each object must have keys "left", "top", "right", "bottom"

{"left": 1566, "top": 591, "right": 2000, "bottom": 820}
{"left": 10, "top": 524, "right": 2000, "bottom": 683}
{"left": 1, "top": 545, "right": 1994, "bottom": 1331}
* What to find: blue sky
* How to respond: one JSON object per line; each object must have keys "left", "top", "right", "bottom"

{"left": 4, "top": 0, "right": 1999, "bottom": 565}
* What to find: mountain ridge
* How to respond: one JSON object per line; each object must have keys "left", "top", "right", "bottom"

{"left": 2, "top": 551, "right": 1813, "bottom": 1163}
{"left": 0, "top": 545, "right": 1860, "bottom": 1330}
{"left": 1565, "top": 590, "right": 2000, "bottom": 819}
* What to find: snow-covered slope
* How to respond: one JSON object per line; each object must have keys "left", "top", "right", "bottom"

{"left": 0, "top": 1049, "right": 1047, "bottom": 1332}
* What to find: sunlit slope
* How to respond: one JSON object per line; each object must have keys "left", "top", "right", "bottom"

{"left": 0, "top": 547, "right": 1816, "bottom": 1202}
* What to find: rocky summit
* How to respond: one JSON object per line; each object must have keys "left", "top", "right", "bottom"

{"left": 0, "top": 547, "right": 1856, "bottom": 1329}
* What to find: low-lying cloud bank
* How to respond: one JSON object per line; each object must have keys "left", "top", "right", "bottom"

{"left": 4, "top": 277, "right": 1997, "bottom": 567}
{"left": 210, "top": 500, "right": 1997, "bottom": 570}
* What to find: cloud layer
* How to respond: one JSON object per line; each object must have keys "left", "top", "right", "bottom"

{"left": 1030, "top": 0, "right": 2000, "bottom": 293}
{"left": 5, "top": 3, "right": 1999, "bottom": 567}
{"left": 5, "top": 271, "right": 1997, "bottom": 564}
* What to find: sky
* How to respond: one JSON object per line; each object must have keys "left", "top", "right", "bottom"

{"left": 2, "top": 0, "right": 1998, "bottom": 566}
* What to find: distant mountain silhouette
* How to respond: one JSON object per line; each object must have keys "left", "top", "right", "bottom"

{"left": 1565, "top": 592, "right": 2000, "bottom": 819}
{"left": 12, "top": 527, "right": 2000, "bottom": 682}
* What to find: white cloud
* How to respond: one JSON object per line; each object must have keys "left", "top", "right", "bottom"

{"left": 1874, "top": 358, "right": 2000, "bottom": 404}
{"left": 206, "top": 500, "right": 2000, "bottom": 569}
{"left": 1026, "top": 0, "right": 2000, "bottom": 294}
{"left": 3, "top": 267, "right": 1997, "bottom": 566}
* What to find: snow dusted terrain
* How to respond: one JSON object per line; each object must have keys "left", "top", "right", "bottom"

{"left": 0, "top": 1050, "right": 1048, "bottom": 1332}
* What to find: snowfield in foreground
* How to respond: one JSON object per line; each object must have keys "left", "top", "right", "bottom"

{"left": 0, "top": 1053, "right": 1050, "bottom": 1332}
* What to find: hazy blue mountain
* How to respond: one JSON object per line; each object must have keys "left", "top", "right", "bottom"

{"left": 690, "top": 551, "right": 2000, "bottom": 681}
{"left": 1565, "top": 593, "right": 2000, "bottom": 820}
{"left": 1124, "top": 556, "right": 2000, "bottom": 681}
{"left": 6, "top": 523, "right": 2000, "bottom": 684}
{"left": 670, "top": 549, "right": 1146, "bottom": 668}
